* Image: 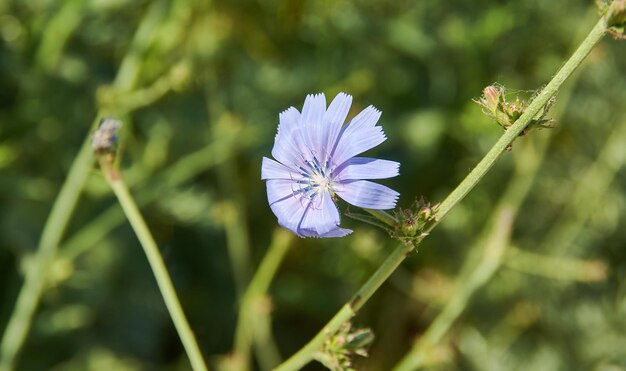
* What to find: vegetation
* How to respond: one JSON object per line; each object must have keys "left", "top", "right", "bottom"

{"left": 0, "top": 0, "right": 624, "bottom": 370}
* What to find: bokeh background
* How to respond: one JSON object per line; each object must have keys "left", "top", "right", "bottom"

{"left": 1, "top": 0, "right": 625, "bottom": 370}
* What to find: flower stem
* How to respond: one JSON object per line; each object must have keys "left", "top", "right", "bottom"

{"left": 274, "top": 242, "right": 414, "bottom": 371}
{"left": 100, "top": 160, "right": 208, "bottom": 371}
{"left": 364, "top": 209, "right": 398, "bottom": 226}
{"left": 273, "top": 16, "right": 607, "bottom": 371}
{"left": 233, "top": 229, "right": 293, "bottom": 370}
{"left": 434, "top": 16, "right": 607, "bottom": 222}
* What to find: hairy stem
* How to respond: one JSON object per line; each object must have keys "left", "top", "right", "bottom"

{"left": 273, "top": 16, "right": 607, "bottom": 371}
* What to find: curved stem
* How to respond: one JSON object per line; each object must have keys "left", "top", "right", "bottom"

{"left": 102, "top": 162, "right": 208, "bottom": 371}
{"left": 273, "top": 16, "right": 607, "bottom": 371}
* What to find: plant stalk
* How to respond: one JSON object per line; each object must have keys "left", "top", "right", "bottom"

{"left": 100, "top": 160, "right": 208, "bottom": 371}
{"left": 273, "top": 16, "right": 607, "bottom": 371}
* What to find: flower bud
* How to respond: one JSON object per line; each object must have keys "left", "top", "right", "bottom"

{"left": 401, "top": 217, "right": 418, "bottom": 237}
{"left": 483, "top": 85, "right": 501, "bottom": 111}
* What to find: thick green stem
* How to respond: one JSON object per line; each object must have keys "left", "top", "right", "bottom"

{"left": 103, "top": 163, "right": 208, "bottom": 371}
{"left": 273, "top": 16, "right": 607, "bottom": 371}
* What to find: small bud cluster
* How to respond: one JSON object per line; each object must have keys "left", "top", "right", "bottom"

{"left": 317, "top": 322, "right": 374, "bottom": 371}
{"left": 392, "top": 197, "right": 438, "bottom": 246}
{"left": 474, "top": 85, "right": 556, "bottom": 145}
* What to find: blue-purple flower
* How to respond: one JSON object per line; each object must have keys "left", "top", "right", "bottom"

{"left": 261, "top": 93, "right": 400, "bottom": 238}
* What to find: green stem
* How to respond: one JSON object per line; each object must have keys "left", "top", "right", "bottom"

{"left": 0, "top": 4, "right": 170, "bottom": 368}
{"left": 61, "top": 131, "right": 242, "bottom": 261}
{"left": 0, "top": 116, "right": 99, "bottom": 371}
{"left": 102, "top": 162, "right": 208, "bottom": 371}
{"left": 35, "top": 0, "right": 85, "bottom": 71}
{"left": 435, "top": 17, "right": 606, "bottom": 221}
{"left": 274, "top": 242, "right": 414, "bottom": 371}
{"left": 234, "top": 229, "right": 293, "bottom": 370}
{"left": 364, "top": 209, "right": 397, "bottom": 227}
{"left": 504, "top": 247, "right": 607, "bottom": 282}
{"left": 273, "top": 16, "right": 607, "bottom": 371}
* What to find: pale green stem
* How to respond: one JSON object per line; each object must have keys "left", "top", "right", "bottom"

{"left": 222, "top": 201, "right": 251, "bottom": 297}
{"left": 253, "top": 314, "right": 283, "bottom": 371}
{"left": 0, "top": 2, "right": 169, "bottom": 368}
{"left": 504, "top": 247, "right": 607, "bottom": 282}
{"left": 113, "top": 0, "right": 167, "bottom": 91}
{"left": 434, "top": 17, "right": 607, "bottom": 222}
{"left": 234, "top": 229, "right": 293, "bottom": 370}
{"left": 101, "top": 162, "right": 208, "bottom": 371}
{"left": 0, "top": 117, "right": 99, "bottom": 371}
{"left": 273, "top": 16, "right": 607, "bottom": 371}
{"left": 274, "top": 242, "right": 414, "bottom": 371}
{"left": 392, "top": 135, "right": 544, "bottom": 370}
{"left": 364, "top": 209, "right": 397, "bottom": 226}
{"left": 35, "top": 0, "right": 85, "bottom": 71}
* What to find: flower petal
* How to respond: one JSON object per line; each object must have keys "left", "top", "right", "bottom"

{"left": 300, "top": 93, "right": 326, "bottom": 155}
{"left": 272, "top": 108, "right": 310, "bottom": 167}
{"left": 311, "top": 227, "right": 353, "bottom": 238}
{"left": 266, "top": 179, "right": 308, "bottom": 236}
{"left": 297, "top": 190, "right": 345, "bottom": 237}
{"left": 331, "top": 106, "right": 386, "bottom": 166}
{"left": 321, "top": 92, "right": 352, "bottom": 161}
{"left": 276, "top": 106, "right": 300, "bottom": 137}
{"left": 334, "top": 157, "right": 399, "bottom": 180}
{"left": 261, "top": 157, "right": 303, "bottom": 180}
{"left": 334, "top": 180, "right": 399, "bottom": 210}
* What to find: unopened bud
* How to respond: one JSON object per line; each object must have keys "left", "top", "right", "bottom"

{"left": 418, "top": 206, "right": 432, "bottom": 221}
{"left": 483, "top": 85, "right": 501, "bottom": 110}
{"left": 401, "top": 217, "right": 418, "bottom": 237}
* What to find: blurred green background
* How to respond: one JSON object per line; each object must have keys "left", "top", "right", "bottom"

{"left": 1, "top": 0, "right": 625, "bottom": 370}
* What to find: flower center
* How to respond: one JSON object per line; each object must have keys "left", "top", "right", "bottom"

{"left": 311, "top": 172, "right": 330, "bottom": 191}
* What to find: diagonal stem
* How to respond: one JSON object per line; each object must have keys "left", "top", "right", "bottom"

{"left": 273, "top": 16, "right": 608, "bottom": 371}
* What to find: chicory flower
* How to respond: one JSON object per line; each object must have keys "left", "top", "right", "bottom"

{"left": 262, "top": 93, "right": 399, "bottom": 238}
